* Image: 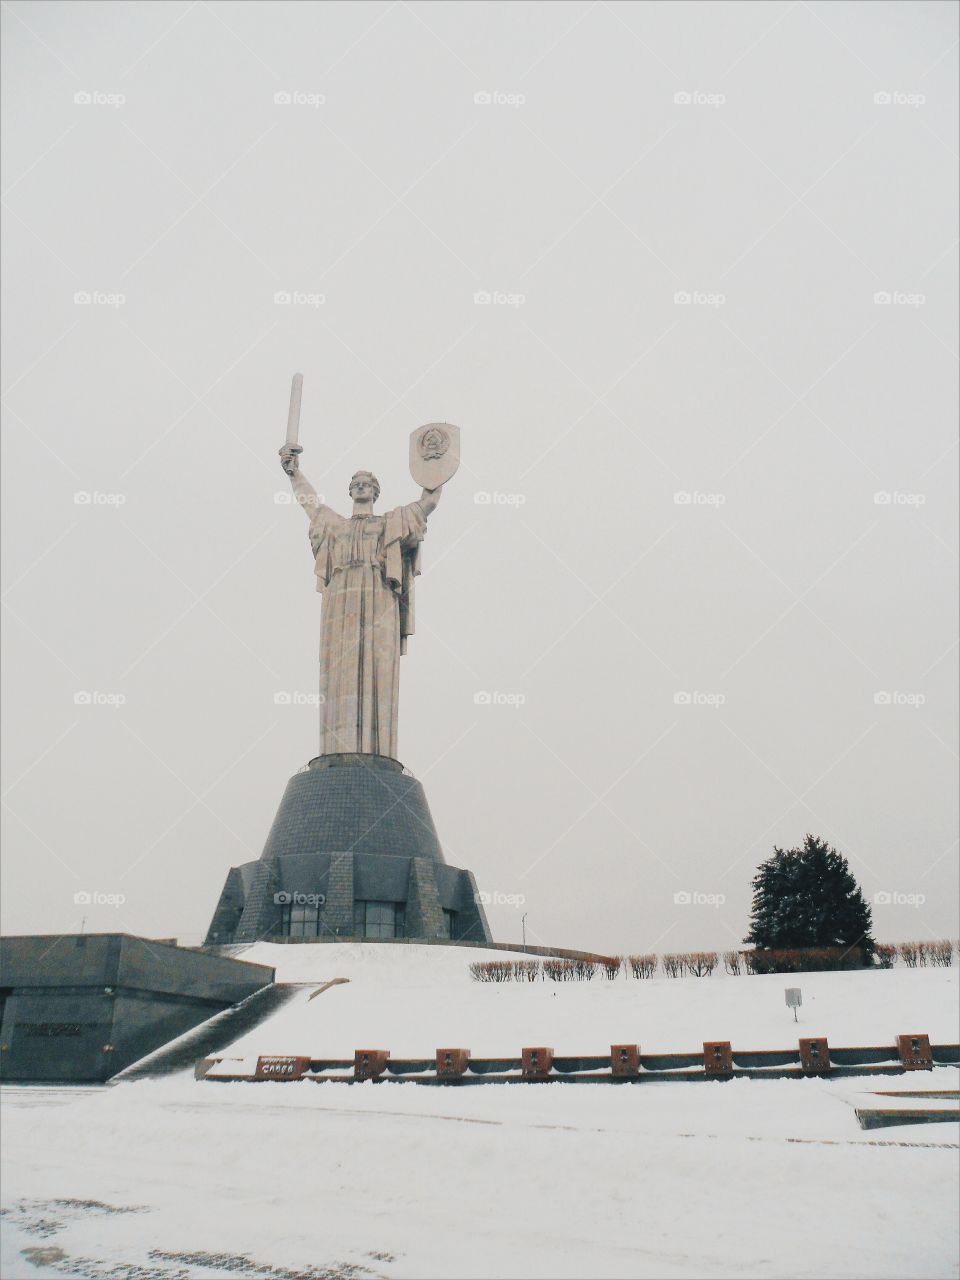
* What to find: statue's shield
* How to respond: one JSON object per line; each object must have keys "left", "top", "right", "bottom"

{"left": 409, "top": 422, "right": 461, "bottom": 489}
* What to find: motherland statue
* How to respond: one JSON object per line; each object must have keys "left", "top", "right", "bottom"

{"left": 279, "top": 375, "right": 461, "bottom": 760}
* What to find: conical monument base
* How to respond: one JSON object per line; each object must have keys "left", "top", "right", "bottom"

{"left": 205, "top": 754, "right": 492, "bottom": 946}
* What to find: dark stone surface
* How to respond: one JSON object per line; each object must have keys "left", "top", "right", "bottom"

{"left": 214, "top": 851, "right": 492, "bottom": 945}
{"left": 261, "top": 754, "right": 444, "bottom": 863}
{"left": 204, "top": 755, "right": 492, "bottom": 946}
{"left": 0, "top": 934, "right": 274, "bottom": 1082}
{"left": 232, "top": 858, "right": 281, "bottom": 945}
{"left": 405, "top": 857, "right": 445, "bottom": 940}
{"left": 324, "top": 851, "right": 355, "bottom": 935}
{"left": 204, "top": 866, "right": 247, "bottom": 953}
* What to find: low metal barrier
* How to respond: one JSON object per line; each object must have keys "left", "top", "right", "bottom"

{"left": 199, "top": 1037, "right": 960, "bottom": 1084}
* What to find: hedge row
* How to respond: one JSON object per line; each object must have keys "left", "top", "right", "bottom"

{"left": 469, "top": 951, "right": 728, "bottom": 981}
{"left": 888, "top": 939, "right": 954, "bottom": 968}
{"left": 741, "top": 946, "right": 869, "bottom": 974}
{"left": 468, "top": 941, "right": 957, "bottom": 982}
{"left": 469, "top": 956, "right": 616, "bottom": 982}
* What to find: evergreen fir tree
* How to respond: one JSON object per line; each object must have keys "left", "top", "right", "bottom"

{"left": 744, "top": 834, "right": 875, "bottom": 960}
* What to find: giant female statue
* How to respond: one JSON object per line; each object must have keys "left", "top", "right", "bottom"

{"left": 279, "top": 437, "right": 449, "bottom": 760}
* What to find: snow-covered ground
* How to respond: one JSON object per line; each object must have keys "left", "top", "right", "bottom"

{"left": 215, "top": 941, "right": 960, "bottom": 1060}
{"left": 2, "top": 944, "right": 958, "bottom": 1280}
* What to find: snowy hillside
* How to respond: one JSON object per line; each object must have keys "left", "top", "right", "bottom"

{"left": 219, "top": 941, "right": 960, "bottom": 1060}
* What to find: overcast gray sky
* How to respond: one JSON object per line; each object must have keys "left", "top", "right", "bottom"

{"left": 2, "top": 0, "right": 957, "bottom": 956}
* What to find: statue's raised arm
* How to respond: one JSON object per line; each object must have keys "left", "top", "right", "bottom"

{"left": 417, "top": 484, "right": 442, "bottom": 516}
{"left": 280, "top": 446, "right": 330, "bottom": 521}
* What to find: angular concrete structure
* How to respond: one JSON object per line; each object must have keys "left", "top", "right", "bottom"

{"left": 205, "top": 753, "right": 491, "bottom": 946}
{"left": 0, "top": 934, "right": 274, "bottom": 1082}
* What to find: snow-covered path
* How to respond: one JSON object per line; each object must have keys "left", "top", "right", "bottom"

{"left": 2, "top": 1072, "right": 958, "bottom": 1280}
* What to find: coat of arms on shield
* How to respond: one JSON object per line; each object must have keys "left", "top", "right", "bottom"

{"left": 409, "top": 422, "right": 461, "bottom": 490}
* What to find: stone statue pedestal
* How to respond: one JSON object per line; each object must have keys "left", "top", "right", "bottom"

{"left": 205, "top": 754, "right": 492, "bottom": 946}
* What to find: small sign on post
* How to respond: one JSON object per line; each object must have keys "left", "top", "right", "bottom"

{"left": 785, "top": 988, "right": 802, "bottom": 1022}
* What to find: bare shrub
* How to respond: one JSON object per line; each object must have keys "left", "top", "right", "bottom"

{"left": 661, "top": 953, "right": 683, "bottom": 978}
{"left": 898, "top": 941, "right": 921, "bottom": 968}
{"left": 571, "top": 956, "right": 598, "bottom": 981}
{"left": 513, "top": 959, "right": 541, "bottom": 981}
{"left": 685, "top": 951, "right": 718, "bottom": 977}
{"left": 543, "top": 958, "right": 576, "bottom": 982}
{"left": 927, "top": 940, "right": 953, "bottom": 967}
{"left": 469, "top": 960, "right": 515, "bottom": 982}
{"left": 874, "top": 943, "right": 897, "bottom": 969}
{"left": 627, "top": 954, "right": 657, "bottom": 979}
{"left": 601, "top": 955, "right": 623, "bottom": 980}
{"left": 723, "top": 950, "right": 742, "bottom": 976}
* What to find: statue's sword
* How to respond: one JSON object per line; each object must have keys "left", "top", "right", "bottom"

{"left": 283, "top": 372, "right": 303, "bottom": 457}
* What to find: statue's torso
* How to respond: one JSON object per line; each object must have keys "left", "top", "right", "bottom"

{"left": 312, "top": 512, "right": 388, "bottom": 576}
{"left": 333, "top": 514, "right": 385, "bottom": 569}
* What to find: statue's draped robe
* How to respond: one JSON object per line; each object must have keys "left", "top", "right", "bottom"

{"left": 309, "top": 502, "right": 426, "bottom": 758}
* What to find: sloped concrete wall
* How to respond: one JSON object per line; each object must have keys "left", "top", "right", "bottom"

{"left": 0, "top": 935, "right": 274, "bottom": 1082}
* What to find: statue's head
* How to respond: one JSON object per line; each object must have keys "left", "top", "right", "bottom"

{"left": 349, "top": 470, "right": 380, "bottom": 503}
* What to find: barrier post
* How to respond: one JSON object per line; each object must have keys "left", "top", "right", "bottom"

{"left": 703, "top": 1041, "right": 733, "bottom": 1076}
{"left": 436, "top": 1048, "right": 470, "bottom": 1079}
{"left": 610, "top": 1044, "right": 640, "bottom": 1077}
{"left": 521, "top": 1046, "right": 554, "bottom": 1079}
{"left": 798, "top": 1037, "right": 830, "bottom": 1075}
{"left": 897, "top": 1034, "right": 933, "bottom": 1070}
{"left": 354, "top": 1049, "right": 390, "bottom": 1081}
